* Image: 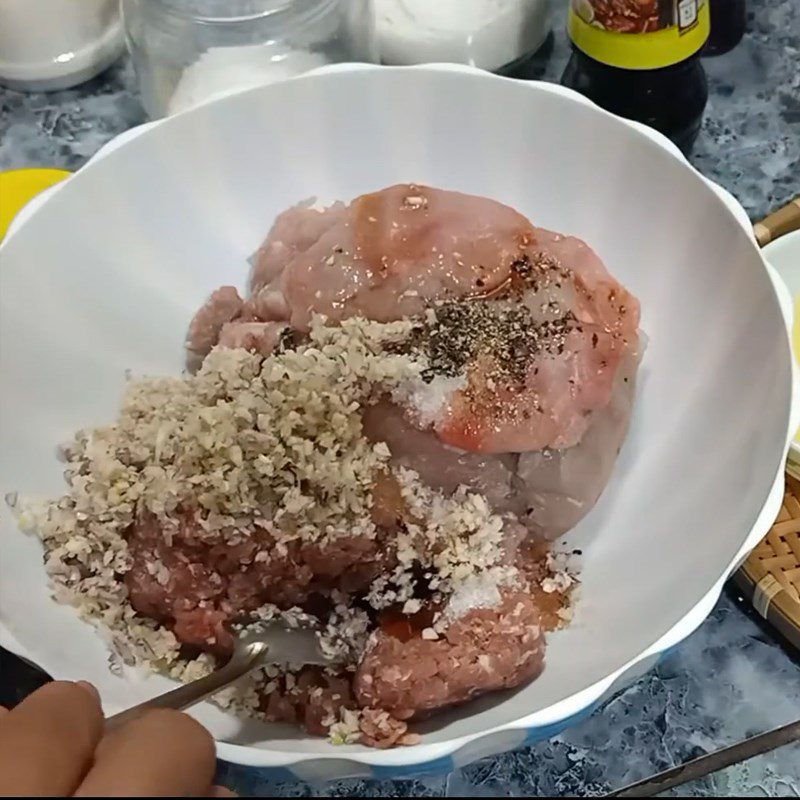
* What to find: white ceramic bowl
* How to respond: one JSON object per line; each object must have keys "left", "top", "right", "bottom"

{"left": 0, "top": 65, "right": 795, "bottom": 780}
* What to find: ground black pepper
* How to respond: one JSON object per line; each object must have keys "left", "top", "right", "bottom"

{"left": 422, "top": 300, "right": 578, "bottom": 384}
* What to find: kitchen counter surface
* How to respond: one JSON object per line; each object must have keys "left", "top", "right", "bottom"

{"left": 1, "top": 0, "right": 798, "bottom": 795}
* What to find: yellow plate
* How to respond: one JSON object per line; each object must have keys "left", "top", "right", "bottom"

{"left": 0, "top": 168, "right": 71, "bottom": 241}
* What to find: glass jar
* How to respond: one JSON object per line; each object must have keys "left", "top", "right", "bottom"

{"left": 122, "top": 0, "right": 377, "bottom": 118}
{"left": 0, "top": 0, "right": 123, "bottom": 91}
{"left": 374, "top": 0, "right": 551, "bottom": 74}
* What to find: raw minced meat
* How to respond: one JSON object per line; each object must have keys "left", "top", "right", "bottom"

{"left": 16, "top": 184, "right": 639, "bottom": 748}
{"left": 355, "top": 588, "right": 545, "bottom": 718}
{"left": 19, "top": 317, "right": 570, "bottom": 746}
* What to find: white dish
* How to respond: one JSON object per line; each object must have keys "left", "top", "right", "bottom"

{"left": 765, "top": 230, "right": 800, "bottom": 294}
{"left": 763, "top": 229, "right": 800, "bottom": 459}
{"left": 0, "top": 64, "right": 795, "bottom": 780}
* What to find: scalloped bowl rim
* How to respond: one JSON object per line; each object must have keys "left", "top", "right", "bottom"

{"left": 0, "top": 64, "right": 795, "bottom": 777}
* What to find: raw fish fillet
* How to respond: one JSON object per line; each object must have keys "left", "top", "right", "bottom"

{"left": 187, "top": 184, "right": 640, "bottom": 538}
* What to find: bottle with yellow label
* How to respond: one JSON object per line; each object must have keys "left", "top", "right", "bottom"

{"left": 561, "top": 0, "right": 710, "bottom": 155}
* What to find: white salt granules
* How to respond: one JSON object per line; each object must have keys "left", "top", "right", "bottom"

{"left": 393, "top": 372, "right": 466, "bottom": 427}
{"left": 168, "top": 43, "right": 328, "bottom": 116}
{"left": 442, "top": 572, "right": 504, "bottom": 621}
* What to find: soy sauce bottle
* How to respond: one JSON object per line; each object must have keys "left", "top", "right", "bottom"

{"left": 704, "top": 0, "right": 746, "bottom": 56}
{"left": 561, "top": 0, "right": 711, "bottom": 156}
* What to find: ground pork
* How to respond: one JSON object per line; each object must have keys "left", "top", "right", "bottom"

{"left": 125, "top": 510, "right": 396, "bottom": 652}
{"left": 354, "top": 588, "right": 545, "bottom": 718}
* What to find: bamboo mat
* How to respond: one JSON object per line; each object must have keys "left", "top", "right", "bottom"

{"left": 734, "top": 474, "right": 800, "bottom": 648}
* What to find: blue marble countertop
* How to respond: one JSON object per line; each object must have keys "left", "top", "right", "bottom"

{"left": 1, "top": 0, "right": 799, "bottom": 795}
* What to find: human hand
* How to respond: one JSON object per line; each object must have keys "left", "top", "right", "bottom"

{"left": 0, "top": 681, "right": 234, "bottom": 797}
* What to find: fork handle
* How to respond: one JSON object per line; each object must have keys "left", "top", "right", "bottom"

{"left": 105, "top": 649, "right": 263, "bottom": 731}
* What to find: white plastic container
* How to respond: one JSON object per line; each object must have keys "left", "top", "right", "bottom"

{"left": 0, "top": 0, "right": 124, "bottom": 91}
{"left": 375, "top": 0, "right": 551, "bottom": 72}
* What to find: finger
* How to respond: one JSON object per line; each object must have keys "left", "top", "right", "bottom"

{"left": 76, "top": 709, "right": 216, "bottom": 797}
{"left": 210, "top": 786, "right": 237, "bottom": 798}
{"left": 75, "top": 680, "right": 101, "bottom": 702}
{"left": 0, "top": 681, "right": 104, "bottom": 796}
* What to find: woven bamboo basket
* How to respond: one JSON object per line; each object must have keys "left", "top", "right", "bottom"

{"left": 733, "top": 197, "right": 800, "bottom": 647}
{"left": 733, "top": 473, "right": 800, "bottom": 647}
